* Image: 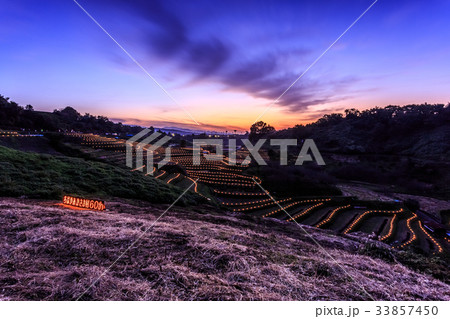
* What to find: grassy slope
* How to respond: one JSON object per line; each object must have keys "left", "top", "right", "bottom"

{"left": 0, "top": 146, "right": 200, "bottom": 205}
{"left": 0, "top": 198, "right": 448, "bottom": 301}
{"left": 0, "top": 136, "right": 62, "bottom": 155}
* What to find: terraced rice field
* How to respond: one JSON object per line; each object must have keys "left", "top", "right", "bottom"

{"left": 68, "top": 133, "right": 448, "bottom": 255}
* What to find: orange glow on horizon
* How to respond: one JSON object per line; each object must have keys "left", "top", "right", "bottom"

{"left": 116, "top": 110, "right": 319, "bottom": 132}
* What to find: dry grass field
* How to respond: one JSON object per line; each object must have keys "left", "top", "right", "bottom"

{"left": 0, "top": 198, "right": 448, "bottom": 301}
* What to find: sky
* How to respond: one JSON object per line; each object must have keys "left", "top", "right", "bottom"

{"left": 1, "top": 0, "right": 450, "bottom": 132}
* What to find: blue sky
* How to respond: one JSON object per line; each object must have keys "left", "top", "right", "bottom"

{"left": 1, "top": 0, "right": 449, "bottom": 131}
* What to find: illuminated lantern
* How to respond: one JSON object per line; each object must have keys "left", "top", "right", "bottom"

{"left": 62, "top": 195, "right": 106, "bottom": 211}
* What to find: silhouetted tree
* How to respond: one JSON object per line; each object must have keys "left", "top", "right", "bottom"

{"left": 249, "top": 121, "right": 275, "bottom": 141}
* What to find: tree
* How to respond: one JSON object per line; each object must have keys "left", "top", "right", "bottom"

{"left": 344, "top": 108, "right": 360, "bottom": 119}
{"left": 55, "top": 106, "right": 80, "bottom": 121}
{"left": 249, "top": 121, "right": 275, "bottom": 141}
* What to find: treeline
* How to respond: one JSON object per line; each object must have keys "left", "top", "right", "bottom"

{"left": 301, "top": 103, "right": 449, "bottom": 135}
{"left": 256, "top": 103, "right": 450, "bottom": 199}
{"left": 0, "top": 95, "right": 146, "bottom": 134}
{"left": 271, "top": 103, "right": 450, "bottom": 158}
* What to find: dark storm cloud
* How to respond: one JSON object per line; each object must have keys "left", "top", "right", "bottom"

{"left": 221, "top": 55, "right": 278, "bottom": 86}
{"left": 220, "top": 63, "right": 355, "bottom": 112}
{"left": 266, "top": 76, "right": 358, "bottom": 112}
{"left": 107, "top": 0, "right": 231, "bottom": 77}
{"left": 133, "top": 0, "right": 187, "bottom": 56}
{"left": 182, "top": 38, "right": 231, "bottom": 77}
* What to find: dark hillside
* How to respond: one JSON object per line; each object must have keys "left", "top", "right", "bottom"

{"left": 273, "top": 104, "right": 450, "bottom": 159}
{"left": 265, "top": 104, "right": 450, "bottom": 199}
{"left": 0, "top": 146, "right": 201, "bottom": 205}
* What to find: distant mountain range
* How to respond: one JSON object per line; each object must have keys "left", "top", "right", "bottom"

{"left": 157, "top": 127, "right": 208, "bottom": 136}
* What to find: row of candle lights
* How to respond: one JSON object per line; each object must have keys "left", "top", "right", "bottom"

{"left": 213, "top": 189, "right": 267, "bottom": 196}
{"left": 233, "top": 197, "right": 292, "bottom": 212}
{"left": 343, "top": 209, "right": 403, "bottom": 234}
{"left": 154, "top": 170, "right": 166, "bottom": 179}
{"left": 264, "top": 198, "right": 331, "bottom": 218}
{"left": 262, "top": 201, "right": 304, "bottom": 218}
{"left": 221, "top": 197, "right": 274, "bottom": 206}
{"left": 188, "top": 172, "right": 255, "bottom": 183}
{"left": 393, "top": 215, "right": 417, "bottom": 249}
{"left": 166, "top": 173, "right": 181, "bottom": 184}
{"left": 418, "top": 220, "right": 443, "bottom": 253}
{"left": 379, "top": 214, "right": 398, "bottom": 241}
{"left": 315, "top": 205, "right": 352, "bottom": 228}
{"left": 287, "top": 202, "right": 325, "bottom": 222}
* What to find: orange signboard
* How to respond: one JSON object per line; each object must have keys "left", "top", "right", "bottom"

{"left": 62, "top": 195, "right": 106, "bottom": 211}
